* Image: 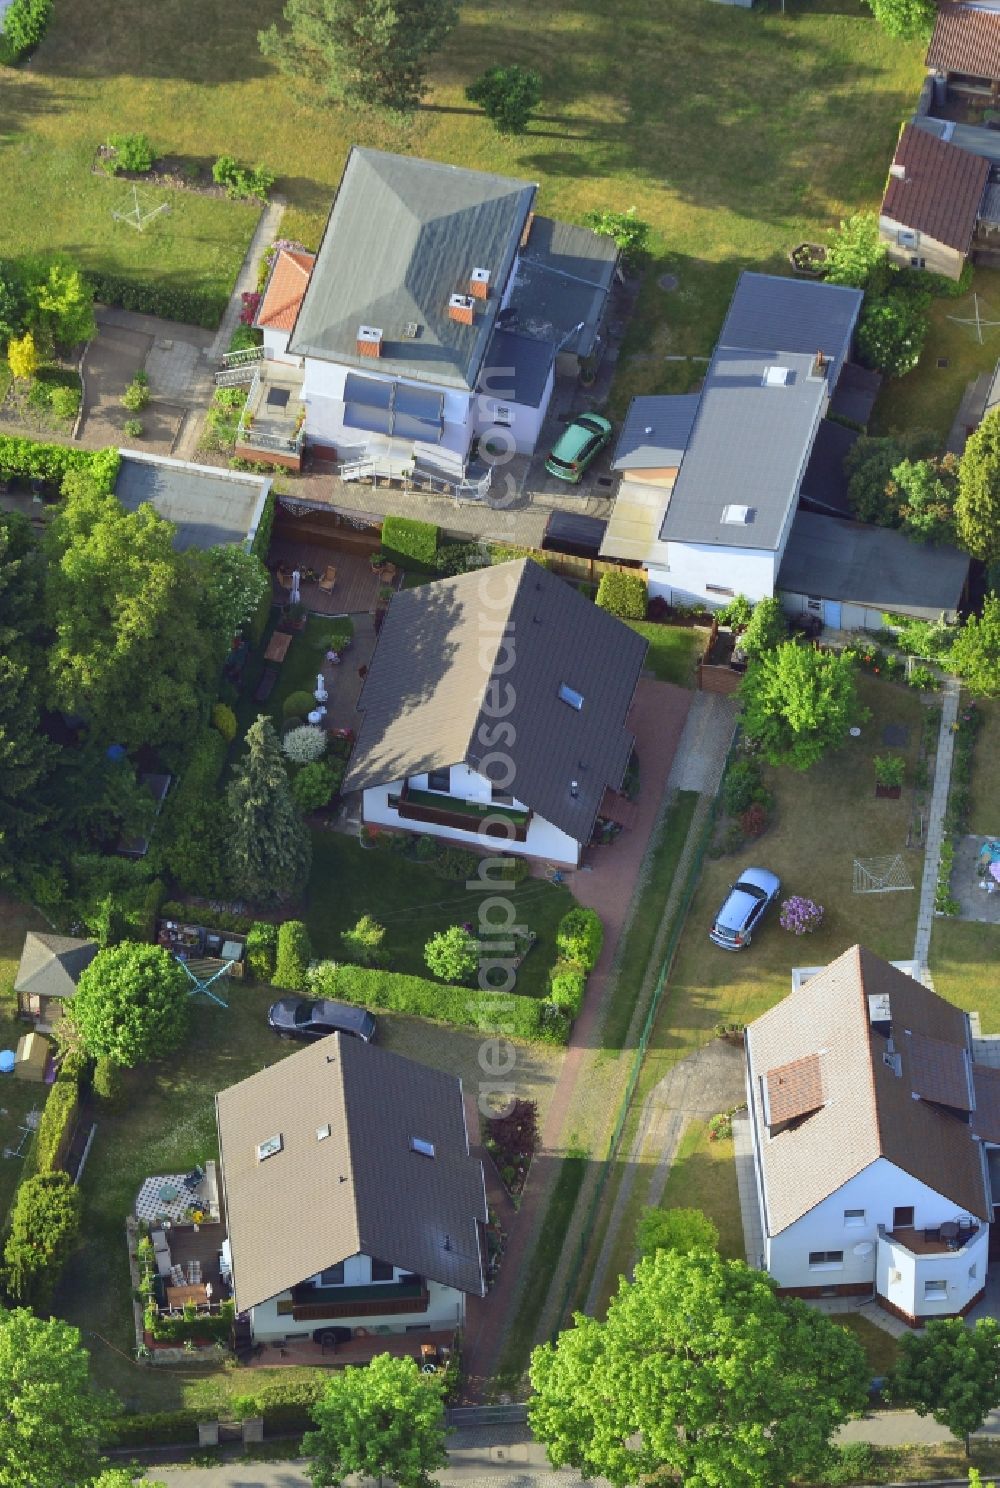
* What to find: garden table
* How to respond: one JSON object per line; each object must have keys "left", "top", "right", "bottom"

{"left": 165, "top": 1282, "right": 209, "bottom": 1308}
{"left": 264, "top": 631, "right": 293, "bottom": 664}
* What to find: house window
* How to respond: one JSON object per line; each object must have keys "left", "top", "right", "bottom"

{"left": 493, "top": 405, "right": 512, "bottom": 427}
{"left": 426, "top": 768, "right": 450, "bottom": 793}
{"left": 808, "top": 1250, "right": 844, "bottom": 1268}
{"left": 371, "top": 1258, "right": 395, "bottom": 1282}
{"left": 893, "top": 1206, "right": 915, "bottom": 1229}
{"left": 898, "top": 229, "right": 918, "bottom": 248}
{"left": 705, "top": 584, "right": 735, "bottom": 597}
{"left": 844, "top": 1209, "right": 866, "bottom": 1227}
{"left": 256, "top": 1133, "right": 283, "bottom": 1162}
{"left": 806, "top": 597, "right": 822, "bottom": 614}
{"left": 319, "top": 1263, "right": 345, "bottom": 1286}
{"left": 970, "top": 1264, "right": 978, "bottom": 1280}
{"left": 924, "top": 1279, "right": 947, "bottom": 1299}
{"left": 910, "top": 256, "right": 926, "bottom": 270}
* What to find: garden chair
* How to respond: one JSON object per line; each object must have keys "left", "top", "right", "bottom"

{"left": 170, "top": 1264, "right": 185, "bottom": 1286}
{"left": 318, "top": 565, "right": 337, "bottom": 593}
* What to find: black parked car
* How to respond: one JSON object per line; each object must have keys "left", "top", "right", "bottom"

{"left": 267, "top": 997, "right": 377, "bottom": 1043}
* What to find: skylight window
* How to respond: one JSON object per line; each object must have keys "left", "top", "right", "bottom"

{"left": 257, "top": 1133, "right": 283, "bottom": 1161}
{"left": 721, "top": 504, "right": 752, "bottom": 525}
{"left": 763, "top": 365, "right": 790, "bottom": 387}
{"left": 410, "top": 1137, "right": 435, "bottom": 1158}
{"left": 559, "top": 683, "right": 584, "bottom": 711}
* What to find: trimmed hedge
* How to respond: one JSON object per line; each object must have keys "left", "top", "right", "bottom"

{"left": 250, "top": 486, "right": 276, "bottom": 559}
{"left": 87, "top": 271, "right": 227, "bottom": 331}
{"left": 103, "top": 1410, "right": 201, "bottom": 1448}
{"left": 381, "top": 515, "right": 438, "bottom": 571}
{"left": 595, "top": 570, "right": 647, "bottom": 620}
{"left": 159, "top": 728, "right": 229, "bottom": 894}
{"left": 273, "top": 919, "right": 312, "bottom": 990}
{"left": 0, "top": 0, "right": 51, "bottom": 64}
{"left": 555, "top": 906, "right": 604, "bottom": 971}
{"left": 34, "top": 1076, "right": 79, "bottom": 1175}
{"left": 144, "top": 1298, "right": 235, "bottom": 1343}
{"left": 309, "top": 962, "right": 567, "bottom": 1044}
{"left": 245, "top": 920, "right": 278, "bottom": 983}
{"left": 0, "top": 436, "right": 120, "bottom": 491}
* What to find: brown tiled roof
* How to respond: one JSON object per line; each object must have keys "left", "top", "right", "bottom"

{"left": 746, "top": 946, "right": 988, "bottom": 1235}
{"left": 216, "top": 1034, "right": 487, "bottom": 1314}
{"left": 973, "top": 1064, "right": 1000, "bottom": 1142}
{"left": 764, "top": 1054, "right": 825, "bottom": 1127}
{"left": 904, "top": 1028, "right": 973, "bottom": 1111}
{"left": 927, "top": 4, "right": 1000, "bottom": 81}
{"left": 256, "top": 249, "right": 315, "bottom": 332}
{"left": 881, "top": 125, "right": 989, "bottom": 254}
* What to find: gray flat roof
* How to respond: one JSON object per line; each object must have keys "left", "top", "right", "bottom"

{"left": 658, "top": 273, "right": 863, "bottom": 551}
{"left": 479, "top": 329, "right": 555, "bottom": 408}
{"left": 288, "top": 148, "right": 536, "bottom": 393}
{"left": 612, "top": 394, "right": 700, "bottom": 470}
{"left": 115, "top": 455, "right": 268, "bottom": 551}
{"left": 506, "top": 216, "right": 618, "bottom": 359}
{"left": 777, "top": 512, "right": 969, "bottom": 617}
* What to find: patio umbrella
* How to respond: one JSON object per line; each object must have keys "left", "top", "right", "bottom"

{"left": 290, "top": 569, "right": 301, "bottom": 605}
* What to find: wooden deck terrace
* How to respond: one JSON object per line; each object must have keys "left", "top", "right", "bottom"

{"left": 243, "top": 1326, "right": 455, "bottom": 1370}
{"left": 268, "top": 539, "right": 394, "bottom": 617}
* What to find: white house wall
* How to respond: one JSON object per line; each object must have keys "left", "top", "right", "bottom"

{"left": 879, "top": 215, "right": 964, "bottom": 280}
{"left": 250, "top": 1277, "right": 466, "bottom": 1345}
{"left": 362, "top": 772, "right": 581, "bottom": 867}
{"left": 262, "top": 328, "right": 301, "bottom": 367}
{"left": 647, "top": 543, "right": 777, "bottom": 607}
{"left": 876, "top": 1225, "right": 987, "bottom": 1319}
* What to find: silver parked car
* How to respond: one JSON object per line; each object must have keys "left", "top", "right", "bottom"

{"left": 709, "top": 866, "right": 781, "bottom": 950}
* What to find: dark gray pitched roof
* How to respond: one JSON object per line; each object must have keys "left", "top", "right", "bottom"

{"left": 216, "top": 1034, "right": 487, "bottom": 1313}
{"left": 115, "top": 455, "right": 269, "bottom": 551}
{"left": 14, "top": 932, "right": 97, "bottom": 1001}
{"left": 480, "top": 329, "right": 555, "bottom": 408}
{"left": 344, "top": 560, "right": 648, "bottom": 844}
{"left": 288, "top": 148, "right": 536, "bottom": 392}
{"left": 798, "top": 419, "right": 859, "bottom": 518}
{"left": 777, "top": 511, "right": 970, "bottom": 617}
{"left": 506, "top": 215, "right": 617, "bottom": 358}
{"left": 612, "top": 394, "right": 700, "bottom": 471}
{"left": 658, "top": 273, "right": 863, "bottom": 551}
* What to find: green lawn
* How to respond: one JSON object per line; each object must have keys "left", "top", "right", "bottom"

{"left": 3, "top": 0, "right": 923, "bottom": 355}
{"left": 967, "top": 696, "right": 1000, "bottom": 839}
{"left": 627, "top": 623, "right": 706, "bottom": 688}
{"left": 928, "top": 919, "right": 1000, "bottom": 1029}
{"left": 658, "top": 1118, "right": 743, "bottom": 1260}
{"left": 834, "top": 1313, "right": 899, "bottom": 1378}
{"left": 306, "top": 831, "right": 573, "bottom": 999}
{"left": 871, "top": 268, "right": 1000, "bottom": 444}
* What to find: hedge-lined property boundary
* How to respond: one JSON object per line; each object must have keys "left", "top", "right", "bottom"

{"left": 381, "top": 515, "right": 438, "bottom": 570}
{"left": 87, "top": 271, "right": 228, "bottom": 331}
{"left": 309, "top": 962, "right": 567, "bottom": 1044}
{"left": 0, "top": 437, "right": 120, "bottom": 491}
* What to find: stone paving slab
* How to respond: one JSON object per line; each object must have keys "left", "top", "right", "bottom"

{"left": 951, "top": 832, "right": 1000, "bottom": 923}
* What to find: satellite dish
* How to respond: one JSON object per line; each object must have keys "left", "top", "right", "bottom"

{"left": 853, "top": 1242, "right": 874, "bottom": 1257}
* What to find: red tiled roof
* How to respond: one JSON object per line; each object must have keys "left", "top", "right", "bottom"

{"left": 257, "top": 249, "right": 315, "bottom": 332}
{"left": 927, "top": 4, "right": 1000, "bottom": 81}
{"left": 881, "top": 124, "right": 989, "bottom": 254}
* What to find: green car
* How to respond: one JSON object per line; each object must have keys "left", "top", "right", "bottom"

{"left": 545, "top": 413, "right": 613, "bottom": 483}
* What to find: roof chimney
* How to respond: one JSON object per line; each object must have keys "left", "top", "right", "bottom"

{"left": 448, "top": 294, "right": 475, "bottom": 326}
{"left": 469, "top": 267, "right": 491, "bottom": 300}
{"left": 357, "top": 324, "right": 383, "bottom": 358}
{"left": 810, "top": 349, "right": 829, "bottom": 380}
{"left": 889, "top": 161, "right": 906, "bottom": 182}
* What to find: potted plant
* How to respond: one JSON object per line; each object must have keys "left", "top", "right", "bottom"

{"left": 283, "top": 601, "right": 306, "bottom": 631}
{"left": 874, "top": 752, "right": 905, "bottom": 798}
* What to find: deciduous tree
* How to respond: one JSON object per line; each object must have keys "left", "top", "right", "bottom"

{"left": 824, "top": 211, "right": 890, "bottom": 292}
{"left": 0, "top": 1307, "right": 113, "bottom": 1488}
{"left": 341, "top": 914, "right": 386, "bottom": 966}
{"left": 424, "top": 924, "right": 478, "bottom": 983}
{"left": 891, "top": 1316, "right": 1000, "bottom": 1454}
{"left": 25, "top": 259, "right": 96, "bottom": 353}
{"left": 636, "top": 1205, "right": 718, "bottom": 1258}
{"left": 466, "top": 65, "right": 543, "bottom": 135}
{"left": 0, "top": 513, "right": 55, "bottom": 884}
{"left": 7, "top": 330, "right": 38, "bottom": 382}
{"left": 304, "top": 1353, "right": 448, "bottom": 1488}
{"left": 43, "top": 472, "right": 214, "bottom": 748}
{"left": 857, "top": 289, "right": 930, "bottom": 378}
{"left": 958, "top": 409, "right": 1000, "bottom": 564}
{"left": 892, "top": 455, "right": 958, "bottom": 545}
{"left": 864, "top": 0, "right": 936, "bottom": 40}
{"left": 949, "top": 597, "right": 1000, "bottom": 697}
{"left": 71, "top": 942, "right": 189, "bottom": 1067}
{"left": 741, "top": 642, "right": 865, "bottom": 771}
{"left": 529, "top": 1249, "right": 868, "bottom": 1488}
{"left": 259, "top": 0, "right": 460, "bottom": 112}
{"left": 196, "top": 544, "right": 269, "bottom": 645}
{"left": 227, "top": 716, "right": 312, "bottom": 903}
{"left": 738, "top": 596, "right": 787, "bottom": 658}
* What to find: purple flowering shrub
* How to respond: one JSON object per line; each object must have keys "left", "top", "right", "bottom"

{"left": 779, "top": 895, "right": 824, "bottom": 935}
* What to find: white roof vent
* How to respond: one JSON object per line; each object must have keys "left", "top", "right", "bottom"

{"left": 316, "top": 1124, "right": 331, "bottom": 1142}
{"left": 410, "top": 1137, "right": 435, "bottom": 1158}
{"left": 721, "top": 504, "right": 752, "bottom": 525}
{"left": 257, "top": 1133, "right": 283, "bottom": 1161}
{"left": 763, "top": 365, "right": 790, "bottom": 387}
{"left": 889, "top": 161, "right": 906, "bottom": 181}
